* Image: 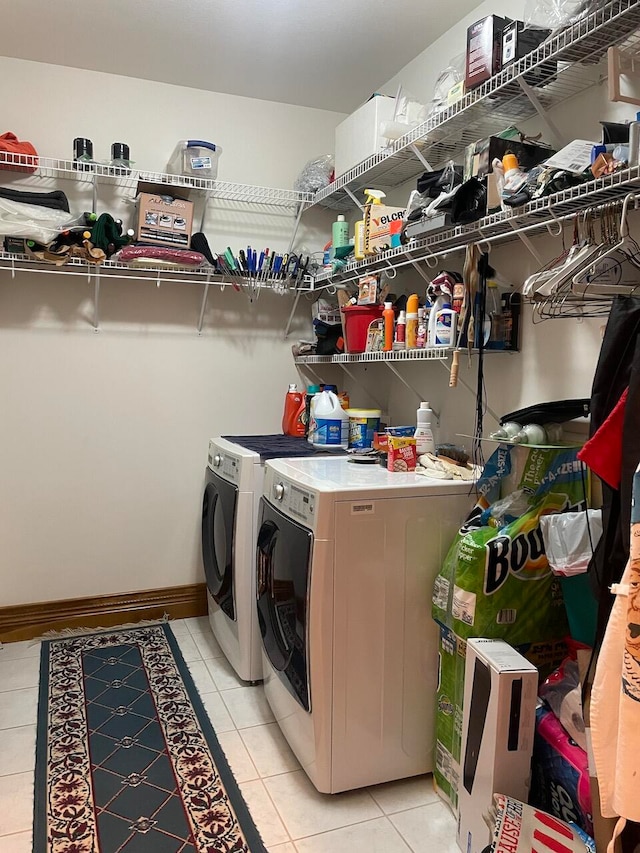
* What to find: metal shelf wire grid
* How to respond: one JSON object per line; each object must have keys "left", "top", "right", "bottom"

{"left": 0, "top": 252, "right": 314, "bottom": 291}
{"left": 294, "top": 348, "right": 451, "bottom": 364}
{"left": 311, "top": 0, "right": 640, "bottom": 211}
{"left": 0, "top": 153, "right": 313, "bottom": 208}
{"left": 313, "top": 167, "right": 640, "bottom": 286}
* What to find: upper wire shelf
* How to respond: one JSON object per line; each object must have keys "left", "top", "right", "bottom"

{"left": 313, "top": 167, "right": 640, "bottom": 286}
{"left": 0, "top": 153, "right": 313, "bottom": 208}
{"left": 311, "top": 0, "right": 640, "bottom": 211}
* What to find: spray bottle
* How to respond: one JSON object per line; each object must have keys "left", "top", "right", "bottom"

{"left": 355, "top": 189, "right": 386, "bottom": 260}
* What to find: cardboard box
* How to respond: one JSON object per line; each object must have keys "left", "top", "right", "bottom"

{"left": 135, "top": 187, "right": 194, "bottom": 248}
{"left": 364, "top": 204, "right": 406, "bottom": 255}
{"left": 457, "top": 639, "right": 537, "bottom": 853}
{"left": 387, "top": 435, "right": 417, "bottom": 472}
{"left": 334, "top": 94, "right": 396, "bottom": 177}
{"left": 464, "top": 134, "right": 554, "bottom": 182}
{"left": 434, "top": 624, "right": 467, "bottom": 812}
{"left": 465, "top": 16, "right": 510, "bottom": 91}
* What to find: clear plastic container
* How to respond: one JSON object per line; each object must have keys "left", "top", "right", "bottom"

{"left": 166, "top": 140, "right": 222, "bottom": 179}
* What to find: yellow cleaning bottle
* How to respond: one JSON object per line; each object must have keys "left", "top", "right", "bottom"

{"left": 354, "top": 189, "right": 385, "bottom": 260}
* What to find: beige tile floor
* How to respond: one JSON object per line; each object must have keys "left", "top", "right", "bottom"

{"left": 0, "top": 617, "right": 458, "bottom": 852}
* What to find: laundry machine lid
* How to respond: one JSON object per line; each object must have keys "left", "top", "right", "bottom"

{"left": 222, "top": 434, "right": 345, "bottom": 462}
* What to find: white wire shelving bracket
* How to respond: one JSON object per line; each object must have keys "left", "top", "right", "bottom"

{"left": 312, "top": 166, "right": 640, "bottom": 286}
{"left": 308, "top": 0, "right": 640, "bottom": 212}
{"left": 0, "top": 153, "right": 314, "bottom": 209}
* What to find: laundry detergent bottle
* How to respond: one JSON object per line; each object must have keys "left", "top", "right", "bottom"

{"left": 312, "top": 390, "right": 349, "bottom": 450}
{"left": 282, "top": 384, "right": 305, "bottom": 436}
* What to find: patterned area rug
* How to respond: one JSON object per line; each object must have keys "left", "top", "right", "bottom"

{"left": 35, "top": 623, "right": 266, "bottom": 852}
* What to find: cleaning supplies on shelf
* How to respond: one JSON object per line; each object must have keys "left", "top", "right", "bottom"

{"left": 629, "top": 112, "right": 640, "bottom": 167}
{"left": 406, "top": 293, "right": 419, "bottom": 349}
{"left": 416, "top": 307, "right": 427, "bottom": 348}
{"left": 435, "top": 303, "right": 456, "bottom": 347}
{"left": 312, "top": 390, "right": 349, "bottom": 450}
{"left": 415, "top": 402, "right": 437, "bottom": 455}
{"left": 331, "top": 214, "right": 349, "bottom": 260}
{"left": 305, "top": 385, "right": 321, "bottom": 440}
{"left": 394, "top": 309, "right": 406, "bottom": 350}
{"left": 383, "top": 301, "right": 395, "bottom": 351}
{"left": 282, "top": 384, "right": 305, "bottom": 437}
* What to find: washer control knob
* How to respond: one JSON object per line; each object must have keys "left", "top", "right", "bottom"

{"left": 274, "top": 482, "right": 286, "bottom": 501}
{"left": 213, "top": 454, "right": 223, "bottom": 468}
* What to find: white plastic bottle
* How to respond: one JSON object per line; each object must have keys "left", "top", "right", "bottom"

{"left": 312, "top": 391, "right": 349, "bottom": 450}
{"left": 415, "top": 402, "right": 436, "bottom": 455}
{"left": 435, "top": 304, "right": 456, "bottom": 347}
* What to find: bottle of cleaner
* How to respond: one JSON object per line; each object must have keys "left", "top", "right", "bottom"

{"left": 416, "top": 307, "right": 427, "bottom": 348}
{"left": 427, "top": 294, "right": 446, "bottom": 347}
{"left": 332, "top": 214, "right": 349, "bottom": 259}
{"left": 383, "top": 301, "right": 395, "bottom": 351}
{"left": 435, "top": 303, "right": 456, "bottom": 347}
{"left": 393, "top": 309, "right": 406, "bottom": 350}
{"left": 406, "top": 293, "right": 419, "bottom": 349}
{"left": 415, "top": 402, "right": 436, "bottom": 456}
{"left": 312, "top": 390, "right": 349, "bottom": 450}
{"left": 354, "top": 189, "right": 385, "bottom": 260}
{"left": 282, "top": 384, "right": 305, "bottom": 436}
{"left": 306, "top": 384, "right": 321, "bottom": 442}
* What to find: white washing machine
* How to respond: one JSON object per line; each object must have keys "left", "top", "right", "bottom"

{"left": 202, "top": 435, "right": 342, "bottom": 682}
{"left": 256, "top": 456, "right": 474, "bottom": 793}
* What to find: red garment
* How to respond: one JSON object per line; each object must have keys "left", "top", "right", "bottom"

{"left": 578, "top": 387, "right": 628, "bottom": 489}
{"left": 0, "top": 132, "right": 38, "bottom": 174}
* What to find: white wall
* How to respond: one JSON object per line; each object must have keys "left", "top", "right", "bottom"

{"left": 0, "top": 57, "right": 343, "bottom": 607}
{"left": 313, "top": 0, "right": 638, "bottom": 451}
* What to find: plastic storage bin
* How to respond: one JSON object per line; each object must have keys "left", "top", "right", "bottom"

{"left": 166, "top": 140, "right": 222, "bottom": 179}
{"left": 341, "top": 304, "right": 384, "bottom": 354}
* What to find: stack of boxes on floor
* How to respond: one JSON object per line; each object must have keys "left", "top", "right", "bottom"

{"left": 431, "top": 443, "right": 592, "bottom": 852}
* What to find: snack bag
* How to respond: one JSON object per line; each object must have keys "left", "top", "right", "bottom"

{"left": 488, "top": 794, "right": 595, "bottom": 853}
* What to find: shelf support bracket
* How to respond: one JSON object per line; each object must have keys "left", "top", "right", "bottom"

{"left": 93, "top": 267, "right": 101, "bottom": 332}
{"left": 404, "top": 249, "right": 433, "bottom": 284}
{"left": 508, "top": 220, "right": 545, "bottom": 265}
{"left": 516, "top": 78, "right": 563, "bottom": 150}
{"left": 197, "top": 274, "right": 211, "bottom": 335}
{"left": 92, "top": 174, "right": 98, "bottom": 216}
{"left": 287, "top": 202, "right": 305, "bottom": 254}
{"left": 409, "top": 144, "right": 433, "bottom": 172}
{"left": 344, "top": 186, "right": 365, "bottom": 211}
{"left": 198, "top": 191, "right": 212, "bottom": 232}
{"left": 284, "top": 290, "right": 302, "bottom": 339}
{"left": 339, "top": 363, "right": 387, "bottom": 413}
{"left": 384, "top": 361, "right": 440, "bottom": 423}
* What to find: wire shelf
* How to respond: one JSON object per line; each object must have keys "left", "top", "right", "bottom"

{"left": 0, "top": 252, "right": 314, "bottom": 292}
{"left": 313, "top": 167, "right": 640, "bottom": 285}
{"left": 294, "top": 348, "right": 451, "bottom": 364}
{"left": 0, "top": 153, "right": 313, "bottom": 208}
{"left": 312, "top": 0, "right": 640, "bottom": 211}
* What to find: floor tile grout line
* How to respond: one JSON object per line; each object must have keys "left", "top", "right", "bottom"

{"left": 246, "top": 777, "right": 294, "bottom": 846}
{"left": 289, "top": 814, "right": 413, "bottom": 847}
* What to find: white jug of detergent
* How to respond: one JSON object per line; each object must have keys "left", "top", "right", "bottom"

{"left": 312, "top": 391, "right": 349, "bottom": 450}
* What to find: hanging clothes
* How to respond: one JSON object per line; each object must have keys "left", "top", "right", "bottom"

{"left": 591, "top": 464, "right": 640, "bottom": 850}
{"left": 588, "top": 297, "right": 640, "bottom": 650}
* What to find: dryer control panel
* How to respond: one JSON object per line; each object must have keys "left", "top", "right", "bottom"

{"left": 208, "top": 443, "right": 241, "bottom": 485}
{"left": 264, "top": 467, "right": 316, "bottom": 525}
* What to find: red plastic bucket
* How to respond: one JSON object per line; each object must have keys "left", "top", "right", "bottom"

{"left": 341, "top": 304, "right": 384, "bottom": 354}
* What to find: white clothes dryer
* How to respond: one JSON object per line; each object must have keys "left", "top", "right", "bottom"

{"left": 256, "top": 456, "right": 473, "bottom": 793}
{"left": 202, "top": 435, "right": 342, "bottom": 682}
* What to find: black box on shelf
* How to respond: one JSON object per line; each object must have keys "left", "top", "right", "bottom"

{"left": 465, "top": 15, "right": 511, "bottom": 91}
{"left": 464, "top": 135, "right": 554, "bottom": 181}
{"left": 502, "top": 21, "right": 555, "bottom": 86}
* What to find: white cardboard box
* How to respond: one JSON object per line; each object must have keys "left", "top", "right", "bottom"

{"left": 334, "top": 94, "right": 396, "bottom": 178}
{"left": 457, "top": 639, "right": 537, "bottom": 853}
